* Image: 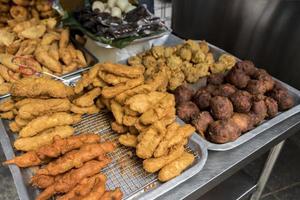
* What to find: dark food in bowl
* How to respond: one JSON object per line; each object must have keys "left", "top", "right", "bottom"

{"left": 191, "top": 111, "right": 214, "bottom": 137}
{"left": 176, "top": 101, "right": 200, "bottom": 123}
{"left": 208, "top": 119, "right": 241, "bottom": 144}
{"left": 193, "top": 88, "right": 211, "bottom": 109}
{"left": 174, "top": 85, "right": 194, "bottom": 105}
{"left": 230, "top": 90, "right": 252, "bottom": 113}
{"left": 210, "top": 96, "right": 234, "bottom": 120}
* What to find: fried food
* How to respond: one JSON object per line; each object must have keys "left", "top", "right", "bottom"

{"left": 208, "top": 119, "right": 241, "bottom": 144}
{"left": 210, "top": 96, "right": 234, "bottom": 120}
{"left": 35, "top": 50, "right": 62, "bottom": 73}
{"left": 110, "top": 100, "right": 124, "bottom": 125}
{"left": 264, "top": 97, "right": 278, "bottom": 118}
{"left": 14, "top": 126, "right": 74, "bottom": 151}
{"left": 158, "top": 151, "right": 194, "bottom": 182}
{"left": 191, "top": 111, "right": 214, "bottom": 137}
{"left": 0, "top": 110, "right": 14, "bottom": 119}
{"left": 14, "top": 98, "right": 45, "bottom": 108}
{"left": 192, "top": 88, "right": 212, "bottom": 109}
{"left": 167, "top": 124, "right": 195, "bottom": 147}
{"left": 73, "top": 88, "right": 101, "bottom": 107}
{"left": 269, "top": 85, "right": 294, "bottom": 111}
{"left": 19, "top": 112, "right": 81, "bottom": 137}
{"left": 231, "top": 113, "right": 253, "bottom": 133}
{"left": 36, "top": 142, "right": 115, "bottom": 176}
{"left": 230, "top": 90, "right": 252, "bottom": 113}
{"left": 18, "top": 98, "right": 71, "bottom": 119}
{"left": 176, "top": 101, "right": 199, "bottom": 123}
{"left": 10, "top": 5, "right": 28, "bottom": 21}
{"left": 19, "top": 24, "right": 46, "bottom": 39}
{"left": 98, "top": 71, "right": 131, "bottom": 85}
{"left": 118, "top": 133, "right": 137, "bottom": 148}
{"left": 0, "top": 82, "right": 11, "bottom": 95}
{"left": 70, "top": 104, "right": 100, "bottom": 114}
{"left": 123, "top": 115, "right": 137, "bottom": 126}
{"left": 101, "top": 62, "right": 145, "bottom": 78}
{"left": 0, "top": 99, "right": 14, "bottom": 112}
{"left": 4, "top": 151, "right": 42, "bottom": 168}
{"left": 74, "top": 64, "right": 101, "bottom": 94}
{"left": 102, "top": 76, "right": 144, "bottom": 99}
{"left": 100, "top": 188, "right": 123, "bottom": 200}
{"left": 9, "top": 121, "right": 20, "bottom": 132}
{"left": 11, "top": 77, "right": 74, "bottom": 98}
{"left": 0, "top": 53, "right": 19, "bottom": 71}
{"left": 111, "top": 121, "right": 128, "bottom": 134}
{"left": 226, "top": 68, "right": 250, "bottom": 89}
{"left": 174, "top": 85, "right": 194, "bottom": 105}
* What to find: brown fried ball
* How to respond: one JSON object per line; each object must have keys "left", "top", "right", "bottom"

{"left": 253, "top": 69, "right": 275, "bottom": 91}
{"left": 268, "top": 88, "right": 294, "bottom": 111}
{"left": 177, "top": 101, "right": 200, "bottom": 123}
{"left": 192, "top": 88, "right": 211, "bottom": 109}
{"left": 215, "top": 84, "right": 237, "bottom": 97}
{"left": 208, "top": 119, "right": 241, "bottom": 144}
{"left": 230, "top": 90, "right": 252, "bottom": 113}
{"left": 231, "top": 113, "right": 253, "bottom": 133}
{"left": 250, "top": 100, "right": 267, "bottom": 125}
{"left": 235, "top": 60, "right": 257, "bottom": 76}
{"left": 191, "top": 111, "right": 214, "bottom": 136}
{"left": 174, "top": 85, "right": 194, "bottom": 105}
{"left": 206, "top": 84, "right": 218, "bottom": 95}
{"left": 246, "top": 80, "right": 267, "bottom": 95}
{"left": 210, "top": 96, "right": 234, "bottom": 120}
{"left": 207, "top": 73, "right": 225, "bottom": 85}
{"left": 264, "top": 97, "right": 278, "bottom": 118}
{"left": 226, "top": 68, "right": 250, "bottom": 89}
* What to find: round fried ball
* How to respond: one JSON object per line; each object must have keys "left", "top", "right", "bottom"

{"left": 246, "top": 80, "right": 267, "bottom": 95}
{"left": 210, "top": 96, "right": 234, "bottom": 120}
{"left": 226, "top": 68, "right": 250, "bottom": 89}
{"left": 215, "top": 84, "right": 237, "bottom": 97}
{"left": 191, "top": 111, "right": 214, "bottom": 136}
{"left": 235, "top": 60, "right": 257, "bottom": 76}
{"left": 174, "top": 85, "right": 194, "bottom": 105}
{"left": 264, "top": 97, "right": 278, "bottom": 118}
{"left": 231, "top": 113, "right": 253, "bottom": 133}
{"left": 250, "top": 100, "right": 267, "bottom": 125}
{"left": 177, "top": 101, "right": 200, "bottom": 123}
{"left": 207, "top": 73, "right": 225, "bottom": 85}
{"left": 193, "top": 88, "right": 211, "bottom": 109}
{"left": 269, "top": 88, "right": 294, "bottom": 111}
{"left": 230, "top": 90, "right": 252, "bottom": 113}
{"left": 208, "top": 119, "right": 241, "bottom": 144}
{"left": 206, "top": 84, "right": 218, "bottom": 95}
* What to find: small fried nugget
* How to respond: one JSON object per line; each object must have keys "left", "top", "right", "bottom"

{"left": 158, "top": 151, "right": 195, "bottom": 182}
{"left": 0, "top": 99, "right": 14, "bottom": 112}
{"left": 73, "top": 88, "right": 101, "bottom": 107}
{"left": 75, "top": 50, "right": 87, "bottom": 67}
{"left": 0, "top": 111, "right": 14, "bottom": 119}
{"left": 111, "top": 121, "right": 128, "bottom": 134}
{"left": 14, "top": 126, "right": 74, "bottom": 151}
{"left": 119, "top": 133, "right": 137, "bottom": 148}
{"left": 18, "top": 98, "right": 71, "bottom": 119}
{"left": 11, "top": 77, "right": 74, "bottom": 98}
{"left": 48, "top": 42, "right": 59, "bottom": 61}
{"left": 100, "top": 188, "right": 123, "bottom": 200}
{"left": 98, "top": 70, "right": 132, "bottom": 85}
{"left": 71, "top": 104, "right": 100, "bottom": 114}
{"left": 123, "top": 115, "right": 138, "bottom": 126}
{"left": 110, "top": 100, "right": 124, "bottom": 125}
{"left": 19, "top": 112, "right": 81, "bottom": 137}
{"left": 102, "top": 76, "right": 144, "bottom": 99}
{"left": 15, "top": 115, "right": 29, "bottom": 127}
{"left": 101, "top": 62, "right": 145, "bottom": 78}
{"left": 0, "top": 82, "right": 11, "bottom": 95}
{"left": 124, "top": 106, "right": 139, "bottom": 116}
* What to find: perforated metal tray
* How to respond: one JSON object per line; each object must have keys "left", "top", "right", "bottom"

{"left": 0, "top": 109, "right": 208, "bottom": 200}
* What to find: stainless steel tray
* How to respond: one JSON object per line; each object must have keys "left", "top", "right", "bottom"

{"left": 0, "top": 108, "right": 208, "bottom": 200}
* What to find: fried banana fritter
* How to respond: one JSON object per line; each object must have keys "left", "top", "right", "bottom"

{"left": 101, "top": 62, "right": 144, "bottom": 78}
{"left": 70, "top": 104, "right": 100, "bottom": 114}
{"left": 118, "top": 133, "right": 137, "bottom": 148}
{"left": 73, "top": 88, "right": 101, "bottom": 107}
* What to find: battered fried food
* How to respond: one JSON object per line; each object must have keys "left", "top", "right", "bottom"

{"left": 100, "top": 188, "right": 123, "bottom": 200}
{"left": 35, "top": 50, "right": 62, "bottom": 73}
{"left": 14, "top": 126, "right": 74, "bottom": 151}
{"left": 110, "top": 100, "right": 124, "bottom": 125}
{"left": 18, "top": 98, "right": 71, "bottom": 119}
{"left": 264, "top": 97, "right": 278, "bottom": 118}
{"left": 118, "top": 133, "right": 137, "bottom": 148}
{"left": 0, "top": 111, "right": 14, "bottom": 119}
{"left": 158, "top": 151, "right": 194, "bottom": 182}
{"left": 215, "top": 84, "right": 237, "bottom": 97}
{"left": 191, "top": 111, "right": 214, "bottom": 137}
{"left": 268, "top": 85, "right": 294, "bottom": 111}
{"left": 210, "top": 96, "right": 234, "bottom": 120}
{"left": 70, "top": 104, "right": 100, "bottom": 114}
{"left": 11, "top": 77, "right": 74, "bottom": 98}
{"left": 230, "top": 90, "right": 252, "bottom": 113}
{"left": 231, "top": 113, "right": 253, "bottom": 133}
{"left": 19, "top": 112, "right": 81, "bottom": 137}
{"left": 0, "top": 54, "right": 19, "bottom": 71}
{"left": 123, "top": 115, "right": 137, "bottom": 126}
{"left": 226, "top": 68, "right": 250, "bottom": 89}
{"left": 14, "top": 98, "right": 45, "bottom": 108}
{"left": 4, "top": 151, "right": 42, "bottom": 168}
{"left": 174, "top": 85, "right": 194, "bottom": 105}
{"left": 207, "top": 73, "right": 224, "bottom": 85}
{"left": 167, "top": 124, "right": 195, "bottom": 147}
{"left": 0, "top": 99, "right": 14, "bottom": 112}
{"left": 74, "top": 64, "right": 101, "bottom": 94}
{"left": 73, "top": 88, "right": 101, "bottom": 107}
{"left": 176, "top": 101, "right": 199, "bottom": 123}
{"left": 111, "top": 121, "right": 128, "bottom": 134}
{"left": 98, "top": 71, "right": 131, "bottom": 85}
{"left": 102, "top": 76, "right": 144, "bottom": 99}
{"left": 101, "top": 62, "right": 145, "bottom": 78}
{"left": 36, "top": 142, "right": 115, "bottom": 176}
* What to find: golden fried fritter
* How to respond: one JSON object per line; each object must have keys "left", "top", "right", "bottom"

{"left": 101, "top": 62, "right": 144, "bottom": 78}
{"left": 73, "top": 88, "right": 101, "bottom": 107}
{"left": 118, "top": 133, "right": 137, "bottom": 148}
{"left": 110, "top": 100, "right": 124, "bottom": 125}
{"left": 70, "top": 104, "right": 100, "bottom": 114}
{"left": 98, "top": 70, "right": 132, "bottom": 85}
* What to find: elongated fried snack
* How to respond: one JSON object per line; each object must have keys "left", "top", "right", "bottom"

{"left": 158, "top": 151, "right": 195, "bottom": 182}
{"left": 102, "top": 76, "right": 144, "bottom": 99}
{"left": 14, "top": 126, "right": 74, "bottom": 151}
{"left": 143, "top": 141, "right": 186, "bottom": 173}
{"left": 0, "top": 99, "right": 14, "bottom": 112}
{"left": 11, "top": 77, "right": 74, "bottom": 98}
{"left": 100, "top": 188, "right": 123, "bottom": 200}
{"left": 9, "top": 121, "right": 21, "bottom": 132}
{"left": 0, "top": 83, "right": 11, "bottom": 95}
{"left": 35, "top": 50, "right": 62, "bottom": 73}
{"left": 15, "top": 98, "right": 44, "bottom": 108}
{"left": 111, "top": 121, "right": 128, "bottom": 134}
{"left": 57, "top": 173, "right": 107, "bottom": 200}
{"left": 36, "top": 142, "right": 115, "bottom": 176}
{"left": 0, "top": 64, "right": 18, "bottom": 83}
{"left": 123, "top": 115, "right": 138, "bottom": 126}
{"left": 75, "top": 64, "right": 101, "bottom": 94}
{"left": 0, "top": 111, "right": 14, "bottom": 119}
{"left": 70, "top": 104, "right": 100, "bottom": 114}
{"left": 101, "top": 62, "right": 144, "bottom": 78}
{"left": 19, "top": 112, "right": 81, "bottom": 137}
{"left": 167, "top": 124, "right": 195, "bottom": 148}
{"left": 0, "top": 54, "right": 19, "bottom": 71}
{"left": 80, "top": 174, "right": 107, "bottom": 200}
{"left": 110, "top": 100, "right": 124, "bottom": 125}
{"left": 118, "top": 133, "right": 137, "bottom": 148}
{"left": 4, "top": 151, "right": 42, "bottom": 167}
{"left": 125, "top": 92, "right": 167, "bottom": 113}
{"left": 98, "top": 71, "right": 131, "bottom": 85}
{"left": 73, "top": 88, "right": 101, "bottom": 107}
{"left": 18, "top": 99, "right": 71, "bottom": 119}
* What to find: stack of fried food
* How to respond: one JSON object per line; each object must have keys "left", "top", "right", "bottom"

{"left": 0, "top": 17, "right": 87, "bottom": 95}
{"left": 74, "top": 62, "right": 196, "bottom": 182}
{"left": 0, "top": 0, "right": 56, "bottom": 28}
{"left": 4, "top": 134, "right": 122, "bottom": 200}
{"left": 127, "top": 40, "right": 236, "bottom": 90}
{"left": 175, "top": 60, "right": 295, "bottom": 144}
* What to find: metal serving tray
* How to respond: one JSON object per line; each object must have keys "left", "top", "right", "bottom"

{"left": 0, "top": 108, "right": 207, "bottom": 200}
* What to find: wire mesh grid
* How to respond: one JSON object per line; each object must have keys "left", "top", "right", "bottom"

{"left": 73, "top": 111, "right": 199, "bottom": 199}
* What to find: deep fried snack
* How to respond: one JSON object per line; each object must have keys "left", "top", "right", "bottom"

{"left": 207, "top": 73, "right": 225, "bottom": 85}
{"left": 110, "top": 100, "right": 124, "bottom": 125}
{"left": 143, "top": 141, "right": 186, "bottom": 173}
{"left": 167, "top": 124, "right": 195, "bottom": 147}
{"left": 0, "top": 54, "right": 19, "bottom": 71}
{"left": 70, "top": 104, "right": 100, "bottom": 114}
{"left": 14, "top": 115, "right": 29, "bottom": 127}
{"left": 215, "top": 84, "right": 237, "bottom": 97}
{"left": 0, "top": 99, "right": 14, "bottom": 112}
{"left": 15, "top": 98, "right": 45, "bottom": 108}
{"left": 11, "top": 77, "right": 74, "bottom": 98}
{"left": 158, "top": 151, "right": 194, "bottom": 182}
{"left": 235, "top": 60, "right": 257, "bottom": 76}
{"left": 59, "top": 28, "right": 70, "bottom": 49}
{"left": 19, "top": 112, "right": 81, "bottom": 137}
{"left": 174, "top": 85, "right": 194, "bottom": 105}
{"left": 35, "top": 50, "right": 62, "bottom": 73}
{"left": 226, "top": 68, "right": 250, "bottom": 89}
{"left": 118, "top": 133, "right": 137, "bottom": 148}
{"left": 100, "top": 188, "right": 123, "bottom": 200}
{"left": 10, "top": 5, "right": 28, "bottom": 21}
{"left": 102, "top": 76, "right": 144, "bottom": 99}
{"left": 98, "top": 71, "right": 131, "bottom": 85}
{"left": 19, "top": 24, "right": 46, "bottom": 39}
{"left": 73, "top": 88, "right": 101, "bottom": 107}
{"left": 0, "top": 64, "right": 19, "bottom": 83}
{"left": 176, "top": 101, "right": 199, "bottom": 123}
{"left": 191, "top": 111, "right": 214, "bottom": 137}
{"left": 264, "top": 97, "right": 278, "bottom": 118}
{"left": 123, "top": 115, "right": 138, "bottom": 126}
{"left": 74, "top": 64, "right": 101, "bottom": 94}
{"left": 246, "top": 80, "right": 267, "bottom": 95}
{"left": 14, "top": 126, "right": 74, "bottom": 151}
{"left": 250, "top": 100, "right": 267, "bottom": 125}
{"left": 9, "top": 121, "right": 21, "bottom": 132}
{"left": 192, "top": 88, "right": 212, "bottom": 109}
{"left": 101, "top": 62, "right": 145, "bottom": 78}
{"left": 210, "top": 96, "right": 234, "bottom": 120}
{"left": 111, "top": 121, "right": 128, "bottom": 134}
{"left": 3, "top": 151, "right": 42, "bottom": 168}
{"left": 268, "top": 86, "right": 294, "bottom": 111}
{"left": 124, "top": 106, "right": 139, "bottom": 116}
{"left": 230, "top": 113, "right": 253, "bottom": 133}
{"left": 125, "top": 91, "right": 166, "bottom": 113}
{"left": 0, "top": 111, "right": 14, "bottom": 119}
{"left": 18, "top": 99, "right": 71, "bottom": 119}
{"left": 36, "top": 142, "right": 115, "bottom": 176}
{"left": 230, "top": 90, "right": 252, "bottom": 113}
{"left": 208, "top": 119, "right": 241, "bottom": 144}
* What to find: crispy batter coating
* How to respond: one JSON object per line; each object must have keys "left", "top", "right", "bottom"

{"left": 123, "top": 115, "right": 138, "bottom": 126}
{"left": 98, "top": 71, "right": 132, "bottom": 85}
{"left": 0, "top": 111, "right": 14, "bottom": 119}
{"left": 74, "top": 64, "right": 101, "bottom": 94}
{"left": 158, "top": 151, "right": 194, "bottom": 182}
{"left": 208, "top": 120, "right": 241, "bottom": 144}
{"left": 176, "top": 101, "right": 199, "bottom": 123}
{"left": 210, "top": 96, "right": 234, "bottom": 120}
{"left": 191, "top": 111, "right": 214, "bottom": 137}
{"left": 174, "top": 85, "right": 194, "bottom": 105}
{"left": 264, "top": 97, "right": 278, "bottom": 118}
{"left": 192, "top": 88, "right": 211, "bottom": 109}
{"left": 19, "top": 112, "right": 81, "bottom": 137}
{"left": 70, "top": 104, "right": 100, "bottom": 114}
{"left": 11, "top": 77, "right": 74, "bottom": 98}
{"left": 73, "top": 88, "right": 101, "bottom": 107}
{"left": 111, "top": 121, "right": 128, "bottom": 134}
{"left": 110, "top": 100, "right": 124, "bottom": 125}
{"left": 14, "top": 126, "right": 74, "bottom": 151}
{"left": 0, "top": 82, "right": 12, "bottom": 95}
{"left": 4, "top": 151, "right": 42, "bottom": 168}
{"left": 231, "top": 113, "right": 253, "bottom": 133}
{"left": 118, "top": 133, "right": 137, "bottom": 148}
{"left": 230, "top": 90, "right": 252, "bottom": 113}
{"left": 268, "top": 86, "right": 294, "bottom": 111}
{"left": 226, "top": 68, "right": 250, "bottom": 89}
{"left": 167, "top": 124, "right": 195, "bottom": 147}
{"left": 101, "top": 62, "right": 145, "bottom": 78}
{"left": 100, "top": 188, "right": 123, "bottom": 200}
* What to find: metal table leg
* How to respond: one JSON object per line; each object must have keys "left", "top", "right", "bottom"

{"left": 250, "top": 140, "right": 285, "bottom": 200}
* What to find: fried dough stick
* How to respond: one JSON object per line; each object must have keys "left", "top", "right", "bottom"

{"left": 11, "top": 77, "right": 74, "bottom": 98}
{"left": 100, "top": 188, "right": 123, "bottom": 200}
{"left": 75, "top": 64, "right": 102, "bottom": 94}
{"left": 18, "top": 98, "right": 71, "bottom": 119}
{"left": 36, "top": 142, "right": 115, "bottom": 176}
{"left": 5, "top": 133, "right": 101, "bottom": 167}
{"left": 73, "top": 88, "right": 101, "bottom": 107}
{"left": 101, "top": 62, "right": 144, "bottom": 78}
{"left": 35, "top": 159, "right": 111, "bottom": 200}
{"left": 14, "top": 98, "right": 45, "bottom": 109}
{"left": 19, "top": 112, "right": 81, "bottom": 137}
{"left": 57, "top": 173, "right": 107, "bottom": 200}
